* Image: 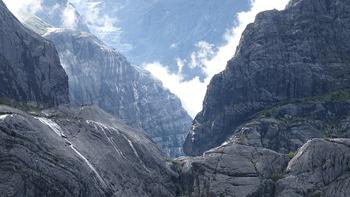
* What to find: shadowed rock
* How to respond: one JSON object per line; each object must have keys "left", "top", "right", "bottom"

{"left": 184, "top": 0, "right": 350, "bottom": 156}
{"left": 0, "top": 1, "right": 69, "bottom": 107}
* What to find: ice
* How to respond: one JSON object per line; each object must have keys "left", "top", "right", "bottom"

{"left": 0, "top": 114, "right": 9, "bottom": 120}
{"left": 70, "top": 145, "right": 106, "bottom": 187}
{"left": 37, "top": 117, "right": 107, "bottom": 187}
{"left": 87, "top": 120, "right": 126, "bottom": 159}
{"left": 36, "top": 117, "right": 63, "bottom": 137}
{"left": 125, "top": 137, "right": 141, "bottom": 160}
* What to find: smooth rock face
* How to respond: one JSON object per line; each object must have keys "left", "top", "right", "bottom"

{"left": 0, "top": 105, "right": 178, "bottom": 197}
{"left": 43, "top": 29, "right": 192, "bottom": 157}
{"left": 176, "top": 143, "right": 289, "bottom": 197}
{"left": 275, "top": 138, "right": 350, "bottom": 197}
{"left": 184, "top": 0, "right": 350, "bottom": 156}
{"left": 0, "top": 1, "right": 69, "bottom": 107}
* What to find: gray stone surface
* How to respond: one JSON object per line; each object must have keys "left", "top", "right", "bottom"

{"left": 184, "top": 0, "right": 350, "bottom": 156}
{"left": 0, "top": 1, "right": 69, "bottom": 107}
{"left": 176, "top": 143, "right": 289, "bottom": 197}
{"left": 230, "top": 98, "right": 350, "bottom": 154}
{"left": 0, "top": 104, "right": 178, "bottom": 197}
{"left": 275, "top": 138, "right": 350, "bottom": 197}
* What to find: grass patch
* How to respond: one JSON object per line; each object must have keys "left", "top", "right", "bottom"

{"left": 288, "top": 152, "right": 296, "bottom": 159}
{"left": 0, "top": 97, "right": 43, "bottom": 112}
{"left": 271, "top": 172, "right": 284, "bottom": 182}
{"left": 254, "top": 89, "right": 350, "bottom": 119}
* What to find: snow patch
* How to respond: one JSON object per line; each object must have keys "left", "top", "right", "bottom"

{"left": 36, "top": 117, "right": 64, "bottom": 137}
{"left": 37, "top": 117, "right": 106, "bottom": 187}
{"left": 87, "top": 120, "right": 126, "bottom": 159}
{"left": 70, "top": 144, "right": 106, "bottom": 187}
{"left": 125, "top": 137, "right": 141, "bottom": 160}
{"left": 122, "top": 134, "right": 150, "bottom": 172}
{"left": 0, "top": 114, "right": 10, "bottom": 121}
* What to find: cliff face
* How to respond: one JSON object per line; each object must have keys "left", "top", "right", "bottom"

{"left": 44, "top": 29, "right": 192, "bottom": 157}
{"left": 0, "top": 2, "right": 180, "bottom": 195}
{"left": 0, "top": 1, "right": 69, "bottom": 107}
{"left": 184, "top": 0, "right": 350, "bottom": 156}
{"left": 174, "top": 0, "right": 350, "bottom": 196}
{"left": 0, "top": 105, "right": 178, "bottom": 197}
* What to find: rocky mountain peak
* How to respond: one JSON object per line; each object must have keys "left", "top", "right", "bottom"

{"left": 184, "top": 0, "right": 350, "bottom": 155}
{"left": 43, "top": 28, "right": 192, "bottom": 157}
{"left": 18, "top": 0, "right": 193, "bottom": 158}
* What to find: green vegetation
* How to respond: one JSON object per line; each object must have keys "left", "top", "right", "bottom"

{"left": 271, "top": 172, "right": 284, "bottom": 182}
{"left": 165, "top": 158, "right": 174, "bottom": 163}
{"left": 288, "top": 152, "right": 296, "bottom": 159}
{"left": 306, "top": 89, "right": 350, "bottom": 102}
{"left": 255, "top": 89, "right": 350, "bottom": 119}
{"left": 0, "top": 97, "right": 43, "bottom": 112}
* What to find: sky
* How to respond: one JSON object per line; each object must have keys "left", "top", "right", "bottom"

{"left": 3, "top": 0, "right": 290, "bottom": 118}
{"left": 3, "top": 0, "right": 42, "bottom": 21}
{"left": 145, "top": 0, "right": 289, "bottom": 117}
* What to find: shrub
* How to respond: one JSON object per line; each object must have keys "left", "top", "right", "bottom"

{"left": 288, "top": 151, "right": 295, "bottom": 159}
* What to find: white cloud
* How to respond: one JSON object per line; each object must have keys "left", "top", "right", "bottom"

{"left": 146, "top": 62, "right": 207, "bottom": 117}
{"left": 68, "top": 0, "right": 131, "bottom": 51}
{"left": 61, "top": 3, "right": 78, "bottom": 29}
{"left": 3, "top": 0, "right": 42, "bottom": 21}
{"left": 146, "top": 0, "right": 289, "bottom": 118}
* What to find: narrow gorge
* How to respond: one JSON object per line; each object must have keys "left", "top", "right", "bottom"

{"left": 1, "top": 0, "right": 350, "bottom": 196}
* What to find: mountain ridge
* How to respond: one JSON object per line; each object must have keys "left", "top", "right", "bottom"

{"left": 184, "top": 0, "right": 350, "bottom": 156}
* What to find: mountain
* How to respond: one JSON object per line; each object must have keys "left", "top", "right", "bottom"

{"left": 0, "top": 0, "right": 69, "bottom": 107}
{"left": 3, "top": 0, "right": 350, "bottom": 196}
{"left": 0, "top": 105, "right": 178, "bottom": 197}
{"left": 173, "top": 0, "right": 350, "bottom": 196}
{"left": 72, "top": 0, "right": 251, "bottom": 79}
{"left": 11, "top": 0, "right": 193, "bottom": 157}
{"left": 43, "top": 28, "right": 192, "bottom": 157}
{"left": 0, "top": 2, "right": 178, "bottom": 196}
{"left": 20, "top": 4, "right": 192, "bottom": 157}
{"left": 184, "top": 0, "right": 350, "bottom": 156}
